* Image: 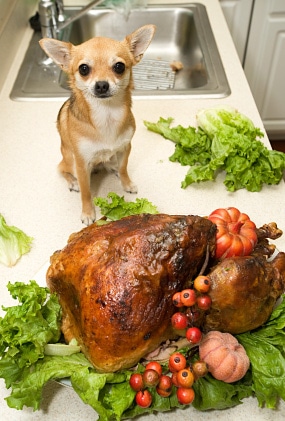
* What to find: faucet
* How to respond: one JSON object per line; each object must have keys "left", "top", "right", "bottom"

{"left": 38, "top": 0, "right": 107, "bottom": 39}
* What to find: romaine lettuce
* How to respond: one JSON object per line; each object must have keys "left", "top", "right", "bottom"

{"left": 144, "top": 107, "right": 285, "bottom": 192}
{"left": 0, "top": 214, "right": 33, "bottom": 267}
{"left": 237, "top": 297, "right": 285, "bottom": 408}
{"left": 0, "top": 281, "right": 61, "bottom": 388}
{"left": 192, "top": 371, "right": 253, "bottom": 410}
{"left": 94, "top": 192, "right": 158, "bottom": 222}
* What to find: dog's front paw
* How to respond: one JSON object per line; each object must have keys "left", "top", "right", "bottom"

{"left": 124, "top": 181, "right": 138, "bottom": 194}
{"left": 68, "top": 179, "right": 80, "bottom": 192}
{"left": 81, "top": 210, "right": 96, "bottom": 226}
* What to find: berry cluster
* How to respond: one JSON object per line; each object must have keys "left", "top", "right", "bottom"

{"left": 171, "top": 275, "right": 212, "bottom": 342}
{"left": 129, "top": 356, "right": 208, "bottom": 408}
{"left": 130, "top": 361, "right": 170, "bottom": 408}
{"left": 170, "top": 352, "right": 208, "bottom": 404}
{"left": 130, "top": 275, "right": 211, "bottom": 409}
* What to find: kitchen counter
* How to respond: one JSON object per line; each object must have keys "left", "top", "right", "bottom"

{"left": 1, "top": 0, "right": 285, "bottom": 420}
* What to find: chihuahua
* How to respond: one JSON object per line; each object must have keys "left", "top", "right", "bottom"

{"left": 39, "top": 25, "right": 155, "bottom": 225}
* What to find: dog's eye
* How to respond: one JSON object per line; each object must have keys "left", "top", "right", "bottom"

{"left": 79, "top": 64, "right": 90, "bottom": 76}
{"left": 113, "top": 62, "right": 125, "bottom": 75}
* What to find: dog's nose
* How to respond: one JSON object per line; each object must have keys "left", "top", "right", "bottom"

{"left": 95, "top": 81, "right": 109, "bottom": 96}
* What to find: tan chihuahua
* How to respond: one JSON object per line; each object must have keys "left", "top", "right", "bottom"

{"left": 39, "top": 25, "right": 155, "bottom": 225}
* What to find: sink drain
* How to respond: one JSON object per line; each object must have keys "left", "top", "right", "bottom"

{"left": 133, "top": 59, "right": 176, "bottom": 90}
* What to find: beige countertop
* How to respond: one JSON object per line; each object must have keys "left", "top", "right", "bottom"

{"left": 1, "top": 0, "right": 285, "bottom": 420}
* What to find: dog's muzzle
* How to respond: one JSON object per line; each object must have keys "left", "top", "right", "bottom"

{"left": 94, "top": 81, "right": 110, "bottom": 98}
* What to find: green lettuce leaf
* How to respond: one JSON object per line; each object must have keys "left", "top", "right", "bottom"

{"left": 237, "top": 297, "right": 285, "bottom": 408}
{"left": 196, "top": 106, "right": 263, "bottom": 141}
{"left": 5, "top": 352, "right": 133, "bottom": 419}
{"left": 94, "top": 192, "right": 158, "bottom": 222}
{"left": 0, "top": 214, "right": 33, "bottom": 267}
{"left": 0, "top": 281, "right": 61, "bottom": 387}
{"left": 192, "top": 371, "right": 253, "bottom": 410}
{"left": 144, "top": 107, "right": 285, "bottom": 192}
{"left": 72, "top": 368, "right": 135, "bottom": 421}
{"left": 5, "top": 353, "right": 92, "bottom": 411}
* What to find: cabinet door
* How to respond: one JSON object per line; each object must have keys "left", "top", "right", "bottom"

{"left": 244, "top": 0, "right": 285, "bottom": 138}
{"left": 219, "top": 0, "right": 253, "bottom": 63}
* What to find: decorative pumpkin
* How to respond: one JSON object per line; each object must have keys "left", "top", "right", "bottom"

{"left": 199, "top": 331, "right": 250, "bottom": 383}
{"left": 208, "top": 207, "right": 257, "bottom": 259}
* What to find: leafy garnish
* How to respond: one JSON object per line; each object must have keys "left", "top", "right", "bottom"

{"left": 5, "top": 352, "right": 134, "bottom": 420}
{"left": 94, "top": 192, "right": 158, "bottom": 223}
{"left": 237, "top": 297, "right": 285, "bottom": 408}
{"left": 0, "top": 281, "right": 61, "bottom": 388}
{"left": 0, "top": 214, "right": 33, "bottom": 267}
{"left": 144, "top": 106, "right": 285, "bottom": 192}
{"left": 1, "top": 287, "right": 285, "bottom": 418}
{"left": 192, "top": 371, "right": 253, "bottom": 410}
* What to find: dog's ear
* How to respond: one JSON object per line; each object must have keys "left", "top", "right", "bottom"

{"left": 125, "top": 24, "right": 156, "bottom": 64}
{"left": 39, "top": 38, "right": 72, "bottom": 71}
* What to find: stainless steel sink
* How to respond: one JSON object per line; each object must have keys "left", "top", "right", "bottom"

{"left": 10, "top": 3, "right": 230, "bottom": 101}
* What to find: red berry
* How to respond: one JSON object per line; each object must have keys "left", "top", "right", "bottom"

{"left": 193, "top": 275, "right": 211, "bottom": 293}
{"left": 176, "top": 368, "right": 195, "bottom": 388}
{"left": 168, "top": 352, "right": 187, "bottom": 373}
{"left": 157, "top": 374, "right": 172, "bottom": 392}
{"left": 135, "top": 390, "right": 152, "bottom": 408}
{"left": 172, "top": 292, "right": 184, "bottom": 307}
{"left": 156, "top": 387, "right": 172, "bottom": 397}
{"left": 129, "top": 373, "right": 144, "bottom": 391}
{"left": 176, "top": 387, "right": 195, "bottom": 405}
{"left": 196, "top": 294, "right": 212, "bottom": 310}
{"left": 180, "top": 289, "right": 196, "bottom": 307}
{"left": 171, "top": 312, "right": 188, "bottom": 330}
{"left": 145, "top": 361, "right": 163, "bottom": 377}
{"left": 186, "top": 327, "right": 203, "bottom": 344}
{"left": 142, "top": 369, "right": 160, "bottom": 388}
{"left": 171, "top": 371, "right": 179, "bottom": 387}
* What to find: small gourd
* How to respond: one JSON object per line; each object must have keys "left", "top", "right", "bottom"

{"left": 208, "top": 207, "right": 257, "bottom": 259}
{"left": 199, "top": 331, "right": 250, "bottom": 383}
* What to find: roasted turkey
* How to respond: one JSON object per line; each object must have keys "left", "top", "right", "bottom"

{"left": 46, "top": 213, "right": 216, "bottom": 372}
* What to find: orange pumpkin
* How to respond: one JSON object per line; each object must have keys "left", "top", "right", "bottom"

{"left": 199, "top": 331, "right": 250, "bottom": 383}
{"left": 208, "top": 207, "right": 257, "bottom": 259}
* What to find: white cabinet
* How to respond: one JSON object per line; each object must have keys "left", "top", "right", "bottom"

{"left": 220, "top": 0, "right": 285, "bottom": 139}
{"left": 244, "top": 0, "right": 285, "bottom": 139}
{"left": 219, "top": 0, "right": 253, "bottom": 63}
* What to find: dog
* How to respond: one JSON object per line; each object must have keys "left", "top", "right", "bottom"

{"left": 39, "top": 25, "right": 155, "bottom": 225}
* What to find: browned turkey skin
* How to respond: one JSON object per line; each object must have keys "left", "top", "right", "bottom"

{"left": 46, "top": 214, "right": 216, "bottom": 372}
{"left": 204, "top": 251, "right": 285, "bottom": 334}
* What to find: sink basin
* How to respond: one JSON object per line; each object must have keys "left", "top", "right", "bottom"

{"left": 10, "top": 3, "right": 230, "bottom": 100}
